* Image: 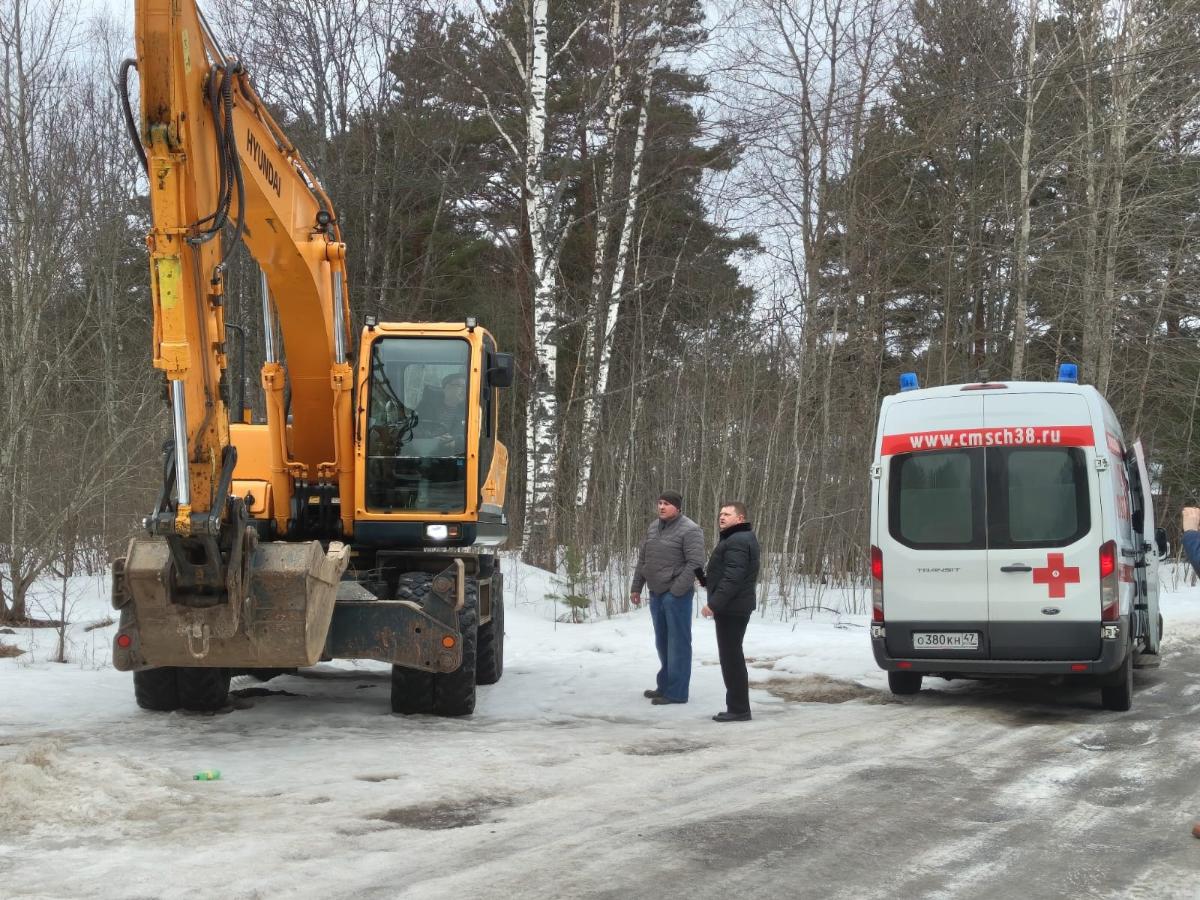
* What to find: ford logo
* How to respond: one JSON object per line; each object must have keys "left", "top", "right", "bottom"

{"left": 1041, "top": 607, "right": 1061, "bottom": 616}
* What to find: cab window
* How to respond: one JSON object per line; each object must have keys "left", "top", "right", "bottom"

{"left": 365, "top": 337, "right": 470, "bottom": 512}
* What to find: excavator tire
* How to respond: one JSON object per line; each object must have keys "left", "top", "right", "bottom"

{"left": 134, "top": 667, "right": 180, "bottom": 711}
{"left": 391, "top": 665, "right": 435, "bottom": 715}
{"left": 390, "top": 572, "right": 478, "bottom": 716}
{"left": 391, "top": 573, "right": 437, "bottom": 714}
{"left": 432, "top": 578, "right": 478, "bottom": 716}
{"left": 476, "top": 573, "right": 504, "bottom": 686}
{"left": 177, "top": 667, "right": 232, "bottom": 712}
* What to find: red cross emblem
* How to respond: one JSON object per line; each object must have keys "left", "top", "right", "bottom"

{"left": 1032, "top": 553, "right": 1080, "bottom": 598}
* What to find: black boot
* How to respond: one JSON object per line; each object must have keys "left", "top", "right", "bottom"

{"left": 712, "top": 710, "right": 751, "bottom": 722}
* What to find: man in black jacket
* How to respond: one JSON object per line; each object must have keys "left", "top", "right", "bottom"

{"left": 701, "top": 501, "right": 760, "bottom": 723}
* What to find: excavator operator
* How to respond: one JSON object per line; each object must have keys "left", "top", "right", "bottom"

{"left": 418, "top": 372, "right": 469, "bottom": 456}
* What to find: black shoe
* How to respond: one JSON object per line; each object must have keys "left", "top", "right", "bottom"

{"left": 643, "top": 689, "right": 662, "bottom": 699}
{"left": 651, "top": 696, "right": 686, "bottom": 705}
{"left": 712, "top": 711, "right": 751, "bottom": 722}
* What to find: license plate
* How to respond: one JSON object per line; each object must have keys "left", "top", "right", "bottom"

{"left": 913, "top": 631, "right": 979, "bottom": 650}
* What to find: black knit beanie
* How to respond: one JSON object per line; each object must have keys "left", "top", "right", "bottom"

{"left": 658, "top": 491, "right": 683, "bottom": 510}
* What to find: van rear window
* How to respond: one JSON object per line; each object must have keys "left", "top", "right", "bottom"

{"left": 989, "top": 448, "right": 1090, "bottom": 548}
{"left": 887, "top": 447, "right": 1090, "bottom": 550}
{"left": 889, "top": 450, "right": 984, "bottom": 548}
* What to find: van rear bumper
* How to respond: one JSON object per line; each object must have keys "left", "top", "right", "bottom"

{"left": 871, "top": 619, "right": 1129, "bottom": 676}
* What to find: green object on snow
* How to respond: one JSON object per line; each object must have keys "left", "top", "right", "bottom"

{"left": 193, "top": 769, "right": 221, "bottom": 781}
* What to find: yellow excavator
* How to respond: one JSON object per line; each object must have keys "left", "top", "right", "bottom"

{"left": 111, "top": 0, "right": 512, "bottom": 716}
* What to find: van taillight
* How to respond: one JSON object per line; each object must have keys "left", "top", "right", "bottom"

{"left": 1099, "top": 540, "right": 1118, "bottom": 621}
{"left": 870, "top": 545, "right": 884, "bottom": 622}
{"left": 1099, "top": 540, "right": 1116, "bottom": 579}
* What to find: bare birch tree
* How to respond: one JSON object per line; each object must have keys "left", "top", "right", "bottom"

{"left": 575, "top": 32, "right": 660, "bottom": 507}
{"left": 518, "top": 0, "right": 567, "bottom": 564}
{"left": 460, "top": 0, "right": 583, "bottom": 563}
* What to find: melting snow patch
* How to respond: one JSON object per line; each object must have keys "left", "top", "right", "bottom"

{"left": 761, "top": 674, "right": 894, "bottom": 705}
{"left": 368, "top": 795, "right": 515, "bottom": 830}
{"left": 0, "top": 739, "right": 196, "bottom": 835}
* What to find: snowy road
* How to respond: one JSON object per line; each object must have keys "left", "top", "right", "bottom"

{"left": 2, "top": 564, "right": 1199, "bottom": 899}
{"left": 659, "top": 638, "right": 1200, "bottom": 900}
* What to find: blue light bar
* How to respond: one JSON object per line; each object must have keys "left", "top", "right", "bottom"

{"left": 1057, "top": 363, "right": 1079, "bottom": 384}
{"left": 899, "top": 372, "right": 920, "bottom": 392}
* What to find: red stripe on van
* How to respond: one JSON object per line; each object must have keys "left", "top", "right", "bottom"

{"left": 881, "top": 425, "right": 1094, "bottom": 456}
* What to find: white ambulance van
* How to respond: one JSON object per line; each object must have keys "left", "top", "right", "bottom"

{"left": 868, "top": 365, "right": 1164, "bottom": 711}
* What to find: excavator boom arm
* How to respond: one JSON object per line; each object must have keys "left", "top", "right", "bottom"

{"left": 134, "top": 0, "right": 353, "bottom": 537}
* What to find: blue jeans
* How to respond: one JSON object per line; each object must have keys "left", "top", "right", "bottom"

{"left": 649, "top": 589, "right": 693, "bottom": 702}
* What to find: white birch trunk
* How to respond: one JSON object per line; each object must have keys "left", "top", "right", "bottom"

{"left": 575, "top": 47, "right": 658, "bottom": 507}
{"left": 520, "top": 0, "right": 560, "bottom": 563}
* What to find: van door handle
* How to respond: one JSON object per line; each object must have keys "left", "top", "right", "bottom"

{"left": 1000, "top": 564, "right": 1033, "bottom": 573}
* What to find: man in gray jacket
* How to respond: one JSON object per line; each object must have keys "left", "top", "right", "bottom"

{"left": 630, "top": 491, "right": 707, "bottom": 705}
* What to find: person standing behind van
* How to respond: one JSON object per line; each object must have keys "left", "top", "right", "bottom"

{"left": 1181, "top": 507, "right": 1200, "bottom": 575}
{"left": 700, "top": 502, "right": 760, "bottom": 722}
{"left": 631, "top": 492, "right": 706, "bottom": 705}
{"left": 1178, "top": 507, "right": 1200, "bottom": 840}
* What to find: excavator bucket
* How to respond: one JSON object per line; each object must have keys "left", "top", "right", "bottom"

{"left": 112, "top": 538, "right": 351, "bottom": 670}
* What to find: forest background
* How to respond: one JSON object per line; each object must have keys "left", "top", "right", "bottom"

{"left": 4, "top": 0, "right": 1200, "bottom": 622}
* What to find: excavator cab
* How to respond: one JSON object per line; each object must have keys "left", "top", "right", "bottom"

{"left": 353, "top": 322, "right": 512, "bottom": 549}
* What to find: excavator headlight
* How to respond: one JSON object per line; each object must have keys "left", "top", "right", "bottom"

{"left": 424, "top": 524, "right": 461, "bottom": 541}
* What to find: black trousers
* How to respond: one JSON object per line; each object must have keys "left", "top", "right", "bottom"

{"left": 714, "top": 612, "right": 751, "bottom": 714}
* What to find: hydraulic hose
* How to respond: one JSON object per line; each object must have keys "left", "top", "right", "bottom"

{"left": 117, "top": 59, "right": 148, "bottom": 175}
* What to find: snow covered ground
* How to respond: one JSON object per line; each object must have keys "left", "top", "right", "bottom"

{"left": 2, "top": 558, "right": 1199, "bottom": 898}
{"left": 0, "top": 558, "right": 895, "bottom": 743}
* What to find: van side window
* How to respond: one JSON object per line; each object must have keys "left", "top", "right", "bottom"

{"left": 987, "top": 448, "right": 1090, "bottom": 548}
{"left": 889, "top": 450, "right": 984, "bottom": 548}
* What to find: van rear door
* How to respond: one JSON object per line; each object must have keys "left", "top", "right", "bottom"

{"left": 982, "top": 393, "right": 1101, "bottom": 660}
{"left": 878, "top": 395, "right": 988, "bottom": 657}
{"left": 1131, "top": 440, "right": 1161, "bottom": 654}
